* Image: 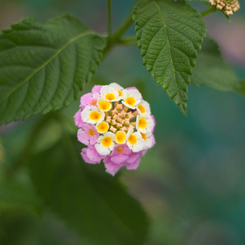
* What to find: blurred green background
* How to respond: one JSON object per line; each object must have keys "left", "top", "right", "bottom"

{"left": 0, "top": 0, "right": 245, "bottom": 244}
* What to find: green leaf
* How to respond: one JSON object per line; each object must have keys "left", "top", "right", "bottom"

{"left": 235, "top": 80, "right": 245, "bottom": 96}
{"left": 0, "top": 178, "right": 42, "bottom": 213}
{"left": 0, "top": 14, "right": 106, "bottom": 125}
{"left": 191, "top": 37, "right": 244, "bottom": 97}
{"left": 133, "top": 0, "right": 206, "bottom": 115}
{"left": 29, "top": 139, "right": 149, "bottom": 245}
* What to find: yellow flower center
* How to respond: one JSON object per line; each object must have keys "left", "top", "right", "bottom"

{"left": 115, "top": 131, "right": 126, "bottom": 144}
{"left": 117, "top": 146, "right": 124, "bottom": 154}
{"left": 128, "top": 134, "right": 137, "bottom": 145}
{"left": 102, "top": 136, "right": 113, "bottom": 147}
{"left": 97, "top": 122, "right": 109, "bottom": 133}
{"left": 89, "top": 111, "right": 101, "bottom": 121}
{"left": 98, "top": 100, "right": 111, "bottom": 111}
{"left": 140, "top": 132, "right": 147, "bottom": 141}
{"left": 138, "top": 117, "right": 147, "bottom": 129}
{"left": 88, "top": 129, "right": 95, "bottom": 136}
{"left": 117, "top": 90, "right": 123, "bottom": 97}
{"left": 125, "top": 96, "right": 136, "bottom": 107}
{"left": 138, "top": 105, "right": 146, "bottom": 114}
{"left": 105, "top": 93, "right": 116, "bottom": 101}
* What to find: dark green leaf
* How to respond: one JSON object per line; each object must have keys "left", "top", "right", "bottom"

{"left": 0, "top": 178, "right": 42, "bottom": 213}
{"left": 133, "top": 0, "right": 206, "bottom": 115}
{"left": 235, "top": 80, "right": 245, "bottom": 96}
{"left": 0, "top": 14, "right": 106, "bottom": 125}
{"left": 29, "top": 139, "right": 148, "bottom": 245}
{"left": 191, "top": 37, "right": 244, "bottom": 97}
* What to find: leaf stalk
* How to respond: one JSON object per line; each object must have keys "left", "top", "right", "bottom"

{"left": 107, "top": 0, "right": 112, "bottom": 36}
{"left": 201, "top": 6, "right": 217, "bottom": 17}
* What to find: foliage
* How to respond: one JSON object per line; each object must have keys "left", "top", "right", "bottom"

{"left": 133, "top": 0, "right": 206, "bottom": 115}
{"left": 0, "top": 15, "right": 105, "bottom": 125}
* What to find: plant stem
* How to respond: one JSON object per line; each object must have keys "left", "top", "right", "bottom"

{"left": 201, "top": 6, "right": 217, "bottom": 17}
{"left": 104, "top": 13, "right": 134, "bottom": 57}
{"left": 117, "top": 36, "right": 137, "bottom": 46}
{"left": 112, "top": 14, "right": 134, "bottom": 41}
{"left": 107, "top": 0, "right": 112, "bottom": 36}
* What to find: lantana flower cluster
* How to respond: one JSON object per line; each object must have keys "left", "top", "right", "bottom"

{"left": 209, "top": 0, "right": 240, "bottom": 15}
{"left": 74, "top": 83, "right": 155, "bottom": 176}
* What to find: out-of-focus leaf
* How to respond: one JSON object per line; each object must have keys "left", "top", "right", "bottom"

{"left": 0, "top": 14, "right": 105, "bottom": 125}
{"left": 235, "top": 80, "right": 245, "bottom": 97}
{"left": 133, "top": 0, "right": 206, "bottom": 115}
{"left": 191, "top": 37, "right": 244, "bottom": 97}
{"left": 0, "top": 210, "right": 67, "bottom": 245}
{"left": 29, "top": 139, "right": 149, "bottom": 245}
{"left": 0, "top": 178, "right": 42, "bottom": 213}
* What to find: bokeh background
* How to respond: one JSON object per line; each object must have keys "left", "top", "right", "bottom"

{"left": 0, "top": 0, "right": 245, "bottom": 244}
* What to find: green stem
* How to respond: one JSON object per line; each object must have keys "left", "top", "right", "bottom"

{"left": 107, "top": 0, "right": 112, "bottom": 36}
{"left": 112, "top": 14, "right": 134, "bottom": 41}
{"left": 104, "top": 14, "right": 134, "bottom": 57}
{"left": 117, "top": 36, "right": 137, "bottom": 46}
{"left": 201, "top": 6, "right": 217, "bottom": 17}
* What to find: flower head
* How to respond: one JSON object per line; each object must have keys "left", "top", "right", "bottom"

{"left": 209, "top": 0, "right": 240, "bottom": 15}
{"left": 74, "top": 82, "right": 156, "bottom": 176}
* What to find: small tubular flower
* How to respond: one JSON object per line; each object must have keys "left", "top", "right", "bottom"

{"left": 96, "top": 121, "right": 109, "bottom": 134}
{"left": 81, "top": 106, "right": 105, "bottom": 125}
{"left": 95, "top": 132, "right": 116, "bottom": 155}
{"left": 77, "top": 123, "right": 99, "bottom": 145}
{"left": 137, "top": 100, "right": 151, "bottom": 115}
{"left": 74, "top": 82, "right": 156, "bottom": 176}
{"left": 100, "top": 85, "right": 120, "bottom": 102}
{"left": 126, "top": 129, "right": 145, "bottom": 152}
{"left": 97, "top": 97, "right": 112, "bottom": 112}
{"left": 115, "top": 131, "right": 127, "bottom": 144}
{"left": 122, "top": 89, "right": 142, "bottom": 109}
{"left": 80, "top": 92, "right": 100, "bottom": 108}
{"left": 136, "top": 113, "right": 154, "bottom": 134}
{"left": 109, "top": 82, "right": 126, "bottom": 99}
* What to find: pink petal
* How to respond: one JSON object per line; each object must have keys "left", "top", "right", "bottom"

{"left": 126, "top": 157, "right": 141, "bottom": 170}
{"left": 139, "top": 150, "right": 147, "bottom": 157}
{"left": 81, "top": 148, "right": 97, "bottom": 164}
{"left": 92, "top": 85, "right": 102, "bottom": 94}
{"left": 111, "top": 154, "right": 129, "bottom": 164}
{"left": 90, "top": 133, "right": 99, "bottom": 145}
{"left": 87, "top": 147, "right": 101, "bottom": 163}
{"left": 74, "top": 109, "right": 86, "bottom": 128}
{"left": 126, "top": 153, "right": 140, "bottom": 164}
{"left": 151, "top": 115, "right": 156, "bottom": 133}
{"left": 77, "top": 129, "right": 89, "bottom": 145}
{"left": 80, "top": 93, "right": 93, "bottom": 107}
{"left": 105, "top": 161, "right": 122, "bottom": 176}
{"left": 152, "top": 134, "right": 156, "bottom": 147}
